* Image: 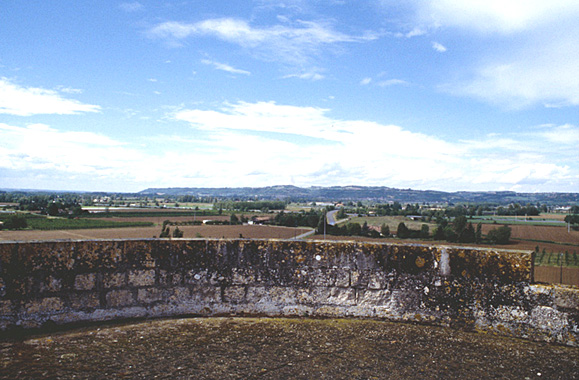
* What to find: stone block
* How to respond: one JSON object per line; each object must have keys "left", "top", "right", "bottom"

{"left": 247, "top": 286, "right": 296, "bottom": 305}
{"left": 551, "top": 287, "right": 579, "bottom": 310}
{"left": 231, "top": 269, "right": 255, "bottom": 285}
{"left": 281, "top": 305, "right": 313, "bottom": 316}
{"left": 368, "top": 272, "right": 388, "bottom": 290}
{"left": 185, "top": 270, "right": 208, "bottom": 284}
{"left": 494, "top": 305, "right": 528, "bottom": 323}
{"left": 358, "top": 289, "right": 391, "bottom": 306}
{"left": 350, "top": 270, "right": 369, "bottom": 288}
{"left": 70, "top": 292, "right": 100, "bottom": 310}
{"left": 74, "top": 273, "right": 96, "bottom": 291}
{"left": 190, "top": 285, "right": 220, "bottom": 303}
{"left": 246, "top": 286, "right": 267, "bottom": 303}
{"left": 530, "top": 306, "right": 568, "bottom": 330}
{"left": 224, "top": 286, "right": 246, "bottom": 303}
{"left": 128, "top": 269, "right": 156, "bottom": 287}
{"left": 269, "top": 286, "right": 297, "bottom": 304}
{"left": 160, "top": 270, "right": 182, "bottom": 286}
{"left": 311, "top": 269, "right": 335, "bottom": 287}
{"left": 313, "top": 305, "right": 348, "bottom": 317}
{"left": 138, "top": 288, "right": 164, "bottom": 304}
{"left": 25, "top": 297, "right": 64, "bottom": 314}
{"left": 335, "top": 270, "right": 350, "bottom": 288}
{"left": 40, "top": 276, "right": 62, "bottom": 293}
{"left": 0, "top": 300, "right": 13, "bottom": 316}
{"left": 327, "top": 287, "right": 357, "bottom": 306}
{"left": 169, "top": 287, "right": 191, "bottom": 303}
{"left": 209, "top": 273, "right": 227, "bottom": 285}
{"left": 296, "top": 287, "right": 331, "bottom": 305}
{"left": 106, "top": 290, "right": 134, "bottom": 308}
{"left": 103, "top": 272, "right": 125, "bottom": 288}
{"left": 11, "top": 277, "right": 33, "bottom": 297}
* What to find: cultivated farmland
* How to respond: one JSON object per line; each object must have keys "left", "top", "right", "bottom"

{"left": 0, "top": 224, "right": 312, "bottom": 241}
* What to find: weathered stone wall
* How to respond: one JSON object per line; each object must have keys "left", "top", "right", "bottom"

{"left": 0, "top": 239, "right": 577, "bottom": 346}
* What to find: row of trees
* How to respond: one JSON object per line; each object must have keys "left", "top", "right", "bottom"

{"left": 391, "top": 216, "right": 511, "bottom": 245}
{"left": 319, "top": 221, "right": 381, "bottom": 238}
{"left": 273, "top": 210, "right": 321, "bottom": 229}
{"left": 0, "top": 214, "right": 28, "bottom": 230}
{"left": 214, "top": 201, "right": 286, "bottom": 213}
{"left": 158, "top": 220, "right": 183, "bottom": 238}
{"left": 337, "top": 201, "right": 574, "bottom": 219}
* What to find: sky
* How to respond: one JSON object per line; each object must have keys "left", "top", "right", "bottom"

{"left": 0, "top": 1, "right": 578, "bottom": 193}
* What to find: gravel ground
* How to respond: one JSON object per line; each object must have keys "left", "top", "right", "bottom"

{"left": 1, "top": 317, "right": 578, "bottom": 379}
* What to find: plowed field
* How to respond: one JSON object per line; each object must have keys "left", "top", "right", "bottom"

{"left": 0, "top": 225, "right": 311, "bottom": 242}
{"left": 481, "top": 224, "right": 579, "bottom": 245}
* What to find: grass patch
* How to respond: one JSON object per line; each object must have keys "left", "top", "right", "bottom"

{"left": 348, "top": 215, "right": 437, "bottom": 230}
{"left": 469, "top": 217, "right": 565, "bottom": 226}
{"left": 0, "top": 213, "right": 153, "bottom": 230}
{"left": 27, "top": 218, "right": 154, "bottom": 230}
{"left": 80, "top": 210, "right": 219, "bottom": 218}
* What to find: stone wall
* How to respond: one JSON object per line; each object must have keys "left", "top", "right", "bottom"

{"left": 0, "top": 239, "right": 577, "bottom": 346}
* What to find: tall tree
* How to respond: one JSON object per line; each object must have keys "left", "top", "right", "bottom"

{"left": 380, "top": 223, "right": 390, "bottom": 237}
{"left": 453, "top": 215, "right": 468, "bottom": 235}
{"left": 487, "top": 225, "right": 512, "bottom": 245}
{"left": 475, "top": 222, "right": 482, "bottom": 243}
{"left": 397, "top": 222, "right": 410, "bottom": 239}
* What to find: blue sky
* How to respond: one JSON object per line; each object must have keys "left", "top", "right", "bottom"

{"left": 1, "top": 0, "right": 578, "bottom": 193}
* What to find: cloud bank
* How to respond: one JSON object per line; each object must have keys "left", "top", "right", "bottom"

{"left": 395, "top": 0, "right": 579, "bottom": 108}
{"left": 0, "top": 78, "right": 101, "bottom": 116}
{"left": 149, "top": 17, "right": 377, "bottom": 65}
{"left": 2, "top": 102, "right": 575, "bottom": 192}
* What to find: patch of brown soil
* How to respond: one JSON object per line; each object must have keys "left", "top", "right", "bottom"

{"left": 0, "top": 225, "right": 310, "bottom": 242}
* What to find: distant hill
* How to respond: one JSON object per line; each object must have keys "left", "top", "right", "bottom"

{"left": 139, "top": 186, "right": 579, "bottom": 205}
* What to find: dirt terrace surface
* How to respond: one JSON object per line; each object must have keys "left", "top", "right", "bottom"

{"left": 1, "top": 317, "right": 578, "bottom": 379}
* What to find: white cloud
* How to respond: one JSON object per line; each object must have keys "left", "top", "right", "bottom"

{"left": 119, "top": 2, "right": 143, "bottom": 12}
{"left": 56, "top": 86, "right": 83, "bottom": 94}
{"left": 283, "top": 72, "right": 324, "bottom": 81}
{"left": 0, "top": 78, "right": 101, "bottom": 116}
{"left": 378, "top": 79, "right": 408, "bottom": 87}
{"left": 201, "top": 59, "right": 251, "bottom": 75}
{"left": 404, "top": 27, "right": 426, "bottom": 38}
{"left": 360, "top": 77, "right": 372, "bottom": 85}
{"left": 149, "top": 18, "right": 376, "bottom": 65}
{"left": 537, "top": 124, "right": 579, "bottom": 145}
{"left": 444, "top": 34, "right": 579, "bottom": 108}
{"left": 413, "top": 0, "right": 579, "bottom": 34}
{"left": 395, "top": 1, "right": 579, "bottom": 108}
{"left": 170, "top": 101, "right": 576, "bottom": 191}
{"left": 0, "top": 123, "right": 132, "bottom": 175}
{"left": 2, "top": 104, "right": 576, "bottom": 192}
{"left": 432, "top": 42, "right": 446, "bottom": 52}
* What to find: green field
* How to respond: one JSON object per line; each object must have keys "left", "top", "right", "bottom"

{"left": 347, "top": 215, "right": 437, "bottom": 230}
{"left": 468, "top": 216, "right": 566, "bottom": 226}
{"left": 0, "top": 213, "right": 153, "bottom": 231}
{"left": 79, "top": 210, "right": 219, "bottom": 218}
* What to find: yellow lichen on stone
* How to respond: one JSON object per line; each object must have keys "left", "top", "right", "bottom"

{"left": 415, "top": 256, "right": 426, "bottom": 268}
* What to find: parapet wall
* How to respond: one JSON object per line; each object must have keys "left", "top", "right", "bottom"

{"left": 0, "top": 239, "right": 577, "bottom": 346}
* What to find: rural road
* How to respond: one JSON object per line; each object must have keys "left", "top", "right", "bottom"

{"left": 326, "top": 209, "right": 339, "bottom": 225}
{"left": 293, "top": 229, "right": 316, "bottom": 239}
